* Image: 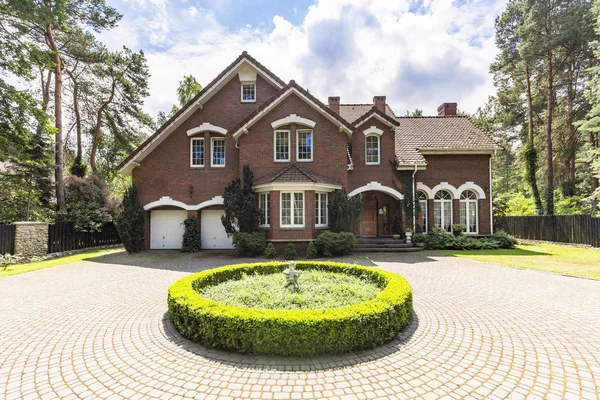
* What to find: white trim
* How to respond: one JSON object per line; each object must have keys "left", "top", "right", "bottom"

{"left": 271, "top": 114, "right": 316, "bottom": 129}
{"left": 232, "top": 87, "right": 353, "bottom": 139}
{"left": 187, "top": 122, "right": 227, "bottom": 136}
{"left": 254, "top": 182, "right": 341, "bottom": 192}
{"left": 434, "top": 194, "right": 453, "bottom": 232}
{"left": 363, "top": 126, "right": 384, "bottom": 136}
{"left": 489, "top": 155, "right": 494, "bottom": 234}
{"left": 241, "top": 82, "right": 256, "bottom": 103}
{"left": 315, "top": 192, "right": 328, "bottom": 228}
{"left": 397, "top": 164, "right": 427, "bottom": 170}
{"left": 296, "top": 129, "right": 313, "bottom": 162}
{"left": 280, "top": 191, "right": 305, "bottom": 228}
{"left": 431, "top": 182, "right": 460, "bottom": 199}
{"left": 456, "top": 181, "right": 486, "bottom": 199}
{"left": 418, "top": 149, "right": 496, "bottom": 155}
{"left": 459, "top": 194, "right": 479, "bottom": 234}
{"left": 144, "top": 195, "right": 224, "bottom": 211}
{"left": 348, "top": 181, "right": 404, "bottom": 200}
{"left": 119, "top": 57, "right": 283, "bottom": 175}
{"left": 355, "top": 112, "right": 398, "bottom": 128}
{"left": 273, "top": 130, "right": 291, "bottom": 162}
{"left": 211, "top": 137, "right": 226, "bottom": 168}
{"left": 365, "top": 134, "right": 380, "bottom": 165}
{"left": 416, "top": 183, "right": 434, "bottom": 199}
{"left": 189, "top": 137, "right": 205, "bottom": 168}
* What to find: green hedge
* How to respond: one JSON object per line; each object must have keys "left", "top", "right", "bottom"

{"left": 168, "top": 261, "right": 413, "bottom": 356}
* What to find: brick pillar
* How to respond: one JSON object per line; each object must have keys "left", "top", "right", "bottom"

{"left": 328, "top": 96, "right": 340, "bottom": 114}
{"left": 13, "top": 222, "right": 49, "bottom": 257}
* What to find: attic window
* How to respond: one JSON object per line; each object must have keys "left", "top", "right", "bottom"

{"left": 241, "top": 83, "right": 256, "bottom": 102}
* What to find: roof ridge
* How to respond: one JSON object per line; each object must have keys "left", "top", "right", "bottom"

{"left": 396, "top": 115, "right": 469, "bottom": 119}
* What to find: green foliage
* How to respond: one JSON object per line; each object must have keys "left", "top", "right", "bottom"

{"left": 232, "top": 232, "right": 266, "bottom": 257}
{"left": 306, "top": 241, "right": 318, "bottom": 259}
{"left": 490, "top": 230, "right": 518, "bottom": 249}
{"left": 115, "top": 185, "right": 144, "bottom": 253}
{"left": 424, "top": 229, "right": 517, "bottom": 250}
{"left": 222, "top": 165, "right": 262, "bottom": 235}
{"left": 201, "top": 270, "right": 380, "bottom": 310}
{"left": 314, "top": 231, "right": 355, "bottom": 257}
{"left": 392, "top": 213, "right": 402, "bottom": 235}
{"left": 167, "top": 261, "right": 413, "bottom": 356}
{"left": 62, "top": 175, "right": 114, "bottom": 231}
{"left": 328, "top": 188, "right": 362, "bottom": 233}
{"left": 177, "top": 75, "right": 202, "bottom": 106}
{"left": 264, "top": 242, "right": 276, "bottom": 259}
{"left": 69, "top": 154, "right": 88, "bottom": 178}
{"left": 284, "top": 243, "right": 297, "bottom": 260}
{"left": 523, "top": 144, "right": 544, "bottom": 215}
{"left": 452, "top": 224, "right": 466, "bottom": 236}
{"left": 181, "top": 217, "right": 201, "bottom": 253}
{"left": 412, "top": 233, "right": 426, "bottom": 244}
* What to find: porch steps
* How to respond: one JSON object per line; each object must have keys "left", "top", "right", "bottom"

{"left": 353, "top": 238, "right": 424, "bottom": 253}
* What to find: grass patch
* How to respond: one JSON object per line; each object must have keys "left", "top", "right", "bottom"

{"left": 438, "top": 243, "right": 600, "bottom": 279}
{"left": 0, "top": 247, "right": 124, "bottom": 278}
{"left": 200, "top": 270, "right": 381, "bottom": 310}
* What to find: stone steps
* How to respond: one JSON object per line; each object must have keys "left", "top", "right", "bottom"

{"left": 352, "top": 246, "right": 424, "bottom": 253}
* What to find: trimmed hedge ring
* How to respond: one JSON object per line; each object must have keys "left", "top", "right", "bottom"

{"left": 168, "top": 261, "right": 413, "bottom": 356}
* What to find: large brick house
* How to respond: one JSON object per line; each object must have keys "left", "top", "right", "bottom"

{"left": 118, "top": 52, "right": 500, "bottom": 250}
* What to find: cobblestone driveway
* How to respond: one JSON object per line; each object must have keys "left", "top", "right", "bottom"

{"left": 0, "top": 250, "right": 599, "bottom": 400}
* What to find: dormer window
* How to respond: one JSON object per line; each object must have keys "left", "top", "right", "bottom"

{"left": 241, "top": 83, "right": 256, "bottom": 102}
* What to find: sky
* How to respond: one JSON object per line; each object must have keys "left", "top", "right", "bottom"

{"left": 99, "top": 0, "right": 508, "bottom": 119}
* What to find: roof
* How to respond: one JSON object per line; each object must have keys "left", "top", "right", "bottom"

{"left": 394, "top": 116, "right": 502, "bottom": 165}
{"left": 338, "top": 104, "right": 397, "bottom": 123}
{"left": 254, "top": 164, "right": 340, "bottom": 186}
{"left": 352, "top": 106, "right": 400, "bottom": 128}
{"left": 118, "top": 51, "right": 286, "bottom": 174}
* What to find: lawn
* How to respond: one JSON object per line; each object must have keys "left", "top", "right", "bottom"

{"left": 438, "top": 243, "right": 600, "bottom": 280}
{"left": 0, "top": 247, "right": 124, "bottom": 278}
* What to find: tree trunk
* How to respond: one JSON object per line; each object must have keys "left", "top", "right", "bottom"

{"left": 565, "top": 61, "right": 576, "bottom": 197}
{"left": 592, "top": 132, "right": 599, "bottom": 214}
{"left": 525, "top": 64, "right": 544, "bottom": 214}
{"left": 545, "top": 49, "right": 555, "bottom": 215}
{"left": 68, "top": 72, "right": 83, "bottom": 159}
{"left": 90, "top": 79, "right": 117, "bottom": 172}
{"left": 46, "top": 24, "right": 66, "bottom": 213}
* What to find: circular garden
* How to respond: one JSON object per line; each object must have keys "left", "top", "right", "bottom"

{"left": 168, "top": 261, "right": 413, "bottom": 356}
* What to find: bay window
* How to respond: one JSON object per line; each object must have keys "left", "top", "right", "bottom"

{"left": 259, "top": 193, "right": 270, "bottom": 227}
{"left": 315, "top": 192, "right": 328, "bottom": 227}
{"left": 281, "top": 192, "right": 304, "bottom": 227}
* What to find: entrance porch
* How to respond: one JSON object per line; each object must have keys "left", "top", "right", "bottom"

{"left": 358, "top": 191, "right": 402, "bottom": 238}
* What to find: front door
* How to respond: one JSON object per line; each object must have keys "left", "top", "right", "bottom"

{"left": 360, "top": 197, "right": 377, "bottom": 237}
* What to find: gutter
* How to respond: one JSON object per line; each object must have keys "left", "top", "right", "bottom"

{"left": 412, "top": 164, "right": 418, "bottom": 229}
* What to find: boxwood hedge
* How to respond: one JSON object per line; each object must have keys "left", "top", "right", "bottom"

{"left": 168, "top": 261, "right": 413, "bottom": 356}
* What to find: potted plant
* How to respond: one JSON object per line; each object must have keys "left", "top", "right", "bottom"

{"left": 412, "top": 233, "right": 426, "bottom": 247}
{"left": 452, "top": 224, "right": 466, "bottom": 237}
{"left": 405, "top": 227, "right": 413, "bottom": 244}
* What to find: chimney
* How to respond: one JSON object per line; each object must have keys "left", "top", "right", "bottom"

{"left": 373, "top": 96, "right": 386, "bottom": 113}
{"left": 437, "top": 102, "right": 457, "bottom": 116}
{"left": 328, "top": 96, "right": 340, "bottom": 114}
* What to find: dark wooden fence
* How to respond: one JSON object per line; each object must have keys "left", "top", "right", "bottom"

{"left": 0, "top": 223, "right": 16, "bottom": 255}
{"left": 500, "top": 215, "right": 600, "bottom": 248}
{"left": 48, "top": 222, "right": 121, "bottom": 253}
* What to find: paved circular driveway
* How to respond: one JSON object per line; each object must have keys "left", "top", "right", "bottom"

{"left": 0, "top": 251, "right": 599, "bottom": 400}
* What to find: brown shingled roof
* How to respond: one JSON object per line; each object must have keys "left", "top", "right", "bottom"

{"left": 338, "top": 104, "right": 397, "bottom": 123}
{"left": 254, "top": 164, "right": 341, "bottom": 186}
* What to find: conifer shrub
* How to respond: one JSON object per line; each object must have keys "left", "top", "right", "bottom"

{"left": 181, "top": 217, "right": 201, "bottom": 252}
{"left": 306, "top": 241, "right": 318, "bottom": 259}
{"left": 264, "top": 242, "right": 276, "bottom": 259}
{"left": 115, "top": 186, "right": 145, "bottom": 253}
{"left": 284, "top": 243, "right": 297, "bottom": 260}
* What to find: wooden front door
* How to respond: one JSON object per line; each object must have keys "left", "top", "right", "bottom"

{"left": 360, "top": 198, "right": 377, "bottom": 237}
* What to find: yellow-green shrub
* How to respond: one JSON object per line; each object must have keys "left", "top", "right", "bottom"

{"left": 168, "top": 261, "right": 413, "bottom": 356}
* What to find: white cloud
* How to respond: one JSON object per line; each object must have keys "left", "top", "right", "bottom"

{"left": 100, "top": 0, "right": 507, "bottom": 118}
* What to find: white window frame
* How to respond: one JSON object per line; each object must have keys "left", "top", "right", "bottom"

{"left": 296, "top": 129, "right": 313, "bottom": 162}
{"left": 315, "top": 192, "right": 328, "bottom": 227}
{"left": 418, "top": 191, "right": 428, "bottom": 233}
{"left": 434, "top": 190, "right": 453, "bottom": 232}
{"left": 459, "top": 190, "right": 479, "bottom": 234}
{"left": 259, "top": 193, "right": 270, "bottom": 227}
{"left": 274, "top": 130, "right": 290, "bottom": 162}
{"left": 365, "top": 134, "right": 380, "bottom": 165}
{"left": 211, "top": 137, "right": 226, "bottom": 168}
{"left": 280, "top": 191, "right": 305, "bottom": 228}
{"left": 241, "top": 82, "right": 256, "bottom": 103}
{"left": 190, "top": 137, "right": 204, "bottom": 168}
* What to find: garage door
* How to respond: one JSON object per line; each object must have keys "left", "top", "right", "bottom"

{"left": 201, "top": 210, "right": 234, "bottom": 249}
{"left": 150, "top": 210, "right": 187, "bottom": 249}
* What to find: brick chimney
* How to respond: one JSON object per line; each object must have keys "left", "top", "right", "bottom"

{"left": 373, "top": 96, "right": 386, "bottom": 113}
{"left": 437, "top": 102, "right": 457, "bottom": 116}
{"left": 328, "top": 96, "right": 340, "bottom": 114}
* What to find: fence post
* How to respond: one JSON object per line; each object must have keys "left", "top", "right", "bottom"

{"left": 13, "top": 222, "right": 49, "bottom": 257}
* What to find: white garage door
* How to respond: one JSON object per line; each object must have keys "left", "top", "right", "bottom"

{"left": 150, "top": 210, "right": 187, "bottom": 249}
{"left": 201, "top": 210, "right": 234, "bottom": 249}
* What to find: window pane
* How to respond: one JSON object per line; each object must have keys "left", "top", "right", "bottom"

{"left": 242, "top": 84, "right": 255, "bottom": 101}
{"left": 366, "top": 136, "right": 379, "bottom": 163}
{"left": 275, "top": 131, "right": 289, "bottom": 161}
{"left": 315, "top": 194, "right": 319, "bottom": 225}
{"left": 321, "top": 194, "right": 327, "bottom": 225}
{"left": 419, "top": 200, "right": 427, "bottom": 231}
{"left": 259, "top": 194, "right": 270, "bottom": 226}
{"left": 469, "top": 200, "right": 477, "bottom": 232}
{"left": 191, "top": 139, "right": 204, "bottom": 166}
{"left": 294, "top": 193, "right": 304, "bottom": 225}
{"left": 298, "top": 131, "right": 312, "bottom": 160}
{"left": 460, "top": 201, "right": 466, "bottom": 226}
{"left": 266, "top": 194, "right": 270, "bottom": 225}
{"left": 434, "top": 202, "right": 441, "bottom": 228}
{"left": 212, "top": 139, "right": 225, "bottom": 165}
{"left": 281, "top": 193, "right": 291, "bottom": 225}
{"left": 443, "top": 201, "right": 452, "bottom": 231}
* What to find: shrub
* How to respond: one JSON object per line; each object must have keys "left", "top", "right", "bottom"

{"left": 167, "top": 261, "right": 413, "bottom": 356}
{"left": 306, "top": 241, "right": 318, "bottom": 259}
{"left": 115, "top": 186, "right": 145, "bottom": 253}
{"left": 181, "top": 217, "right": 201, "bottom": 253}
{"left": 329, "top": 189, "right": 362, "bottom": 233}
{"left": 452, "top": 224, "right": 466, "bottom": 236}
{"left": 232, "top": 232, "right": 266, "bottom": 257}
{"left": 264, "top": 242, "right": 276, "bottom": 258}
{"left": 221, "top": 165, "right": 262, "bottom": 235}
{"left": 491, "top": 230, "right": 518, "bottom": 249}
{"left": 284, "top": 243, "right": 297, "bottom": 260}
{"left": 412, "top": 233, "right": 426, "bottom": 244}
{"left": 69, "top": 154, "right": 88, "bottom": 178}
{"left": 315, "top": 231, "right": 355, "bottom": 257}
{"left": 424, "top": 230, "right": 511, "bottom": 250}
{"left": 62, "top": 174, "right": 113, "bottom": 231}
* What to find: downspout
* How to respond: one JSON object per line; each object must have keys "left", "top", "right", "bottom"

{"left": 489, "top": 153, "right": 494, "bottom": 234}
{"left": 412, "top": 164, "right": 418, "bottom": 229}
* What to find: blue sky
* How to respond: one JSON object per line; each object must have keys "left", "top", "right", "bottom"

{"left": 101, "top": 0, "right": 508, "bottom": 118}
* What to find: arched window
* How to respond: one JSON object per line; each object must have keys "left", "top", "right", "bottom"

{"left": 460, "top": 190, "right": 478, "bottom": 233}
{"left": 365, "top": 135, "right": 380, "bottom": 165}
{"left": 434, "top": 190, "right": 453, "bottom": 232}
{"left": 417, "top": 191, "right": 428, "bottom": 233}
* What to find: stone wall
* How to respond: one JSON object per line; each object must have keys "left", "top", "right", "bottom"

{"left": 14, "top": 222, "right": 49, "bottom": 257}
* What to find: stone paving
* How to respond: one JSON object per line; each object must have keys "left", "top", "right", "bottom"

{"left": 0, "top": 250, "right": 599, "bottom": 400}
